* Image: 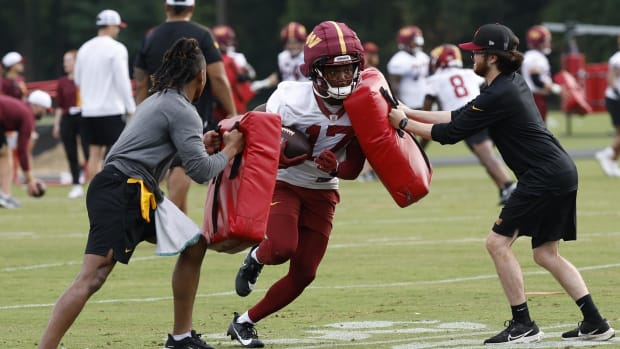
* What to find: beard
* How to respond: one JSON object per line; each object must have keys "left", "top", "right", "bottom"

{"left": 473, "top": 57, "right": 489, "bottom": 77}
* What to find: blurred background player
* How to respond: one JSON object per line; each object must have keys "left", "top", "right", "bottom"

{"left": 250, "top": 21, "right": 308, "bottom": 92}
{"left": 134, "top": 0, "right": 236, "bottom": 213}
{"left": 75, "top": 9, "right": 136, "bottom": 181}
{"left": 1, "top": 51, "right": 28, "bottom": 100}
{"left": 521, "top": 25, "right": 562, "bottom": 123}
{"left": 387, "top": 25, "right": 430, "bottom": 110}
{"left": 596, "top": 34, "right": 620, "bottom": 177}
{"left": 212, "top": 24, "right": 256, "bottom": 118}
{"left": 227, "top": 20, "right": 366, "bottom": 348}
{"left": 0, "top": 90, "right": 50, "bottom": 207}
{"left": 424, "top": 44, "right": 515, "bottom": 204}
{"left": 53, "top": 49, "right": 88, "bottom": 199}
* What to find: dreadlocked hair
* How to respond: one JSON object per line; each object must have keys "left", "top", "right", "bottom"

{"left": 149, "top": 37, "right": 205, "bottom": 94}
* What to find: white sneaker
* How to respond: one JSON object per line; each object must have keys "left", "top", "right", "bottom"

{"left": 68, "top": 185, "right": 84, "bottom": 199}
{"left": 595, "top": 147, "right": 617, "bottom": 177}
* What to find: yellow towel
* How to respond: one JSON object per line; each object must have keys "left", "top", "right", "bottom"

{"left": 127, "top": 178, "right": 157, "bottom": 222}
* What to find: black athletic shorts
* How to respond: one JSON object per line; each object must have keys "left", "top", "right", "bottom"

{"left": 85, "top": 165, "right": 155, "bottom": 264}
{"left": 492, "top": 187, "right": 577, "bottom": 248}
{"left": 605, "top": 97, "right": 620, "bottom": 127}
{"left": 82, "top": 115, "right": 125, "bottom": 147}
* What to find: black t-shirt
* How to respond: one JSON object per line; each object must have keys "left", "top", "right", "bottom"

{"left": 135, "top": 21, "right": 222, "bottom": 127}
{"left": 431, "top": 72, "right": 577, "bottom": 193}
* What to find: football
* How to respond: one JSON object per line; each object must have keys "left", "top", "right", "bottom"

{"left": 32, "top": 181, "right": 46, "bottom": 198}
{"left": 281, "top": 126, "right": 312, "bottom": 158}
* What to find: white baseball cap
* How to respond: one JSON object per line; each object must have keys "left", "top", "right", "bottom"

{"left": 27, "top": 90, "right": 52, "bottom": 109}
{"left": 96, "top": 9, "right": 127, "bottom": 28}
{"left": 2, "top": 51, "right": 23, "bottom": 68}
{"left": 166, "top": 0, "right": 195, "bottom": 6}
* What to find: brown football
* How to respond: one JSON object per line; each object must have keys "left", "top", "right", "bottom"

{"left": 281, "top": 126, "right": 312, "bottom": 158}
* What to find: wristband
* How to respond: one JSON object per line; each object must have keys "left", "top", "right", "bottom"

{"left": 399, "top": 117, "right": 409, "bottom": 130}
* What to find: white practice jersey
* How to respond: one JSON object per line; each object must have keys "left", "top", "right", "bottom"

{"left": 277, "top": 50, "right": 308, "bottom": 81}
{"left": 267, "top": 81, "right": 355, "bottom": 189}
{"left": 521, "top": 49, "right": 552, "bottom": 95}
{"left": 426, "top": 67, "right": 484, "bottom": 111}
{"left": 387, "top": 49, "right": 430, "bottom": 108}
{"left": 605, "top": 51, "right": 620, "bottom": 100}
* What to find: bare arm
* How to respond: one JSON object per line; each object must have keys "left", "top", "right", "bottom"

{"left": 207, "top": 61, "right": 237, "bottom": 116}
{"left": 134, "top": 67, "right": 149, "bottom": 105}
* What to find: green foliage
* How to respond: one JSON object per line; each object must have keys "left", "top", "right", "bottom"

{"left": 2, "top": 0, "right": 620, "bottom": 85}
{"left": 0, "top": 111, "right": 619, "bottom": 348}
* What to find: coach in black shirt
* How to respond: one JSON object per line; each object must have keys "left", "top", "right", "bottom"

{"left": 389, "top": 23, "right": 614, "bottom": 345}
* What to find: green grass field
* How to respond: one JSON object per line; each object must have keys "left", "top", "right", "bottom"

{"left": 1, "top": 111, "right": 619, "bottom": 349}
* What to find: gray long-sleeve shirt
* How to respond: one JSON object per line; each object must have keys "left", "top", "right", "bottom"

{"left": 105, "top": 89, "right": 228, "bottom": 201}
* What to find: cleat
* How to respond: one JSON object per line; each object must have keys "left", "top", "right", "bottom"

{"left": 484, "top": 320, "right": 543, "bottom": 344}
{"left": 163, "top": 329, "right": 214, "bottom": 349}
{"left": 227, "top": 312, "right": 264, "bottom": 348}
{"left": 68, "top": 185, "right": 84, "bottom": 199}
{"left": 235, "top": 245, "right": 263, "bottom": 297}
{"left": 0, "top": 194, "right": 21, "bottom": 208}
{"left": 595, "top": 147, "right": 620, "bottom": 177}
{"left": 562, "top": 319, "right": 615, "bottom": 341}
{"left": 498, "top": 182, "right": 516, "bottom": 205}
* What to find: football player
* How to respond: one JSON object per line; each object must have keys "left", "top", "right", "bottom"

{"left": 227, "top": 20, "right": 366, "bottom": 348}
{"left": 387, "top": 25, "right": 430, "bottom": 110}
{"left": 424, "top": 44, "right": 515, "bottom": 204}
{"left": 250, "top": 21, "right": 309, "bottom": 92}
{"left": 521, "top": 25, "right": 561, "bottom": 122}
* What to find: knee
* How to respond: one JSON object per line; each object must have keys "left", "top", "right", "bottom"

{"left": 268, "top": 245, "right": 296, "bottom": 264}
{"left": 532, "top": 249, "right": 553, "bottom": 268}
{"left": 485, "top": 231, "right": 510, "bottom": 257}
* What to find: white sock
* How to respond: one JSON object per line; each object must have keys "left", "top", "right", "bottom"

{"left": 251, "top": 247, "right": 262, "bottom": 264}
{"left": 172, "top": 331, "right": 191, "bottom": 341}
{"left": 237, "top": 311, "right": 254, "bottom": 324}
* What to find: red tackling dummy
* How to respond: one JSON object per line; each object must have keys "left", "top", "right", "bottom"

{"left": 203, "top": 111, "right": 281, "bottom": 253}
{"left": 344, "top": 67, "right": 432, "bottom": 207}
{"left": 553, "top": 70, "right": 592, "bottom": 116}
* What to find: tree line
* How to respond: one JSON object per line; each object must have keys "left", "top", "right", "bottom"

{"left": 1, "top": 0, "right": 619, "bottom": 85}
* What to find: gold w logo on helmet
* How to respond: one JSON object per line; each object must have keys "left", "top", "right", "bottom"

{"left": 306, "top": 32, "right": 322, "bottom": 48}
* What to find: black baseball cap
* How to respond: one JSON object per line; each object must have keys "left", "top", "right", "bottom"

{"left": 459, "top": 23, "right": 519, "bottom": 51}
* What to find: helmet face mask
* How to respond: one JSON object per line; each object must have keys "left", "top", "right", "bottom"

{"left": 311, "top": 55, "right": 362, "bottom": 100}
{"left": 397, "top": 25, "right": 424, "bottom": 52}
{"left": 300, "top": 21, "right": 365, "bottom": 101}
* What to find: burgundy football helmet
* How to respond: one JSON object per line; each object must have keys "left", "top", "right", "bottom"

{"left": 300, "top": 21, "right": 364, "bottom": 100}
{"left": 397, "top": 25, "right": 424, "bottom": 50}
{"left": 212, "top": 25, "right": 236, "bottom": 49}
{"left": 526, "top": 25, "right": 552, "bottom": 53}
{"left": 280, "top": 22, "right": 307, "bottom": 43}
{"left": 430, "top": 44, "right": 463, "bottom": 72}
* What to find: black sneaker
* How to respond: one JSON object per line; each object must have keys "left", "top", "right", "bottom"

{"left": 498, "top": 182, "right": 516, "bottom": 205}
{"left": 164, "top": 330, "right": 214, "bottom": 349}
{"left": 235, "top": 245, "right": 263, "bottom": 297}
{"left": 227, "top": 312, "right": 264, "bottom": 348}
{"left": 562, "top": 319, "right": 615, "bottom": 341}
{"left": 483, "top": 320, "right": 543, "bottom": 344}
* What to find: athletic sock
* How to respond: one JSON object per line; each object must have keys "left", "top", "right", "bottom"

{"left": 172, "top": 331, "right": 191, "bottom": 341}
{"left": 237, "top": 311, "right": 254, "bottom": 324}
{"left": 251, "top": 247, "right": 261, "bottom": 264}
{"left": 511, "top": 302, "right": 532, "bottom": 324}
{"left": 576, "top": 294, "right": 605, "bottom": 323}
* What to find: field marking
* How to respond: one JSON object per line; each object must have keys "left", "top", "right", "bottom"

{"left": 2, "top": 262, "right": 619, "bottom": 311}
